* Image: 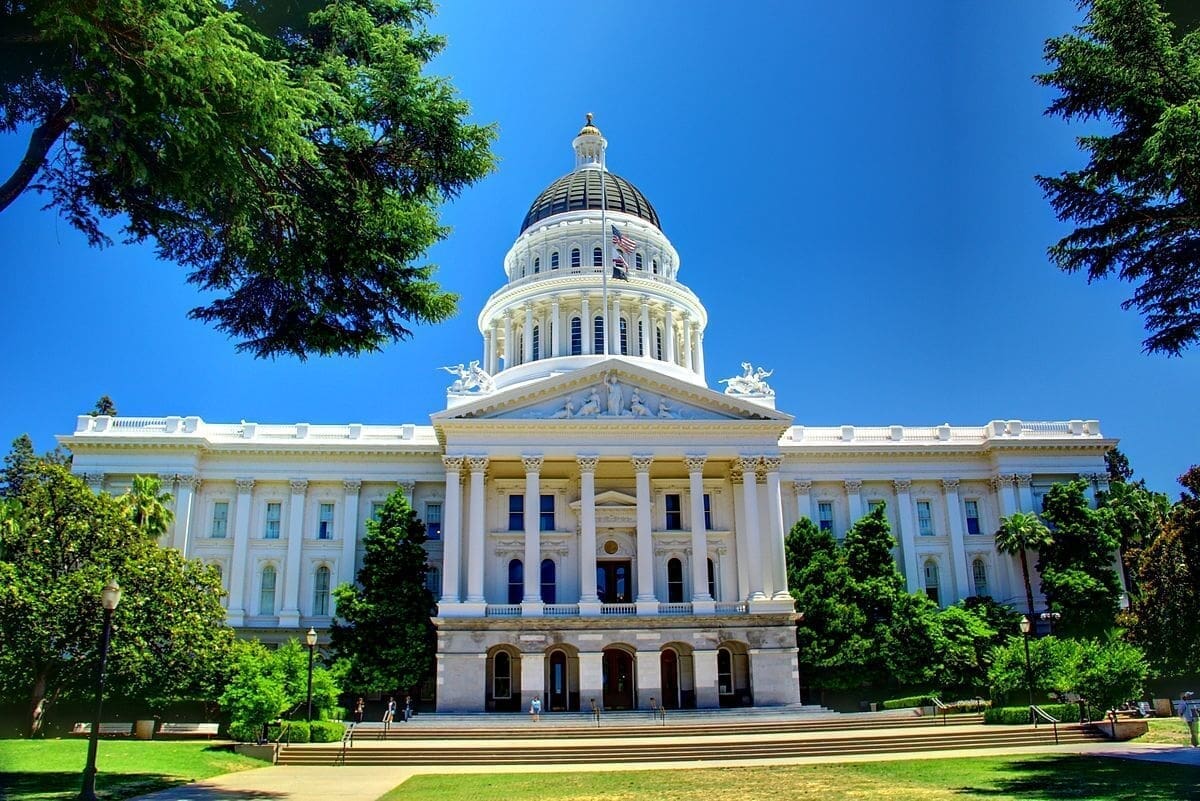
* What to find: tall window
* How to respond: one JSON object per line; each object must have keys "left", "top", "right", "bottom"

{"left": 652, "top": 259, "right": 659, "bottom": 274}
{"left": 665, "top": 494, "right": 682, "bottom": 529}
{"left": 494, "top": 651, "right": 512, "bottom": 698}
{"left": 539, "top": 494, "right": 555, "bottom": 531}
{"left": 972, "top": 558, "right": 989, "bottom": 597}
{"left": 570, "top": 317, "right": 582, "bottom": 355}
{"left": 371, "top": 501, "right": 385, "bottom": 521}
{"left": 703, "top": 493, "right": 713, "bottom": 529}
{"left": 619, "top": 318, "right": 628, "bottom": 355}
{"left": 655, "top": 327, "right": 663, "bottom": 360}
{"left": 707, "top": 558, "right": 716, "bottom": 599}
{"left": 532, "top": 324, "right": 540, "bottom": 361}
{"left": 717, "top": 649, "right": 733, "bottom": 695}
{"left": 593, "top": 247, "right": 602, "bottom": 266}
{"left": 508, "top": 495, "right": 524, "bottom": 531}
{"left": 211, "top": 501, "right": 229, "bottom": 538}
{"left": 264, "top": 502, "right": 281, "bottom": 539}
{"left": 533, "top": 256, "right": 540, "bottom": 273}
{"left": 507, "top": 559, "right": 523, "bottom": 605}
{"left": 964, "top": 500, "right": 981, "bottom": 535}
{"left": 425, "top": 502, "right": 442, "bottom": 540}
{"left": 317, "top": 502, "right": 334, "bottom": 539}
{"left": 570, "top": 248, "right": 580, "bottom": 268}
{"left": 637, "top": 320, "right": 644, "bottom": 356}
{"left": 667, "top": 558, "right": 684, "bottom": 603}
{"left": 917, "top": 501, "right": 934, "bottom": 536}
{"left": 817, "top": 501, "right": 834, "bottom": 533}
{"left": 635, "top": 253, "right": 643, "bottom": 270}
{"left": 924, "top": 559, "right": 940, "bottom": 605}
{"left": 550, "top": 251, "right": 559, "bottom": 269}
{"left": 868, "top": 499, "right": 885, "bottom": 515}
{"left": 593, "top": 316, "right": 605, "bottom": 353}
{"left": 540, "top": 559, "right": 556, "bottom": 604}
{"left": 425, "top": 566, "right": 441, "bottom": 594}
{"left": 259, "top": 565, "right": 276, "bottom": 614}
{"left": 313, "top": 565, "right": 331, "bottom": 615}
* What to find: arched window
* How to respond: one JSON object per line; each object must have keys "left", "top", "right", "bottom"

{"left": 550, "top": 251, "right": 559, "bottom": 269}
{"left": 493, "top": 651, "right": 512, "bottom": 699}
{"left": 533, "top": 256, "right": 540, "bottom": 273}
{"left": 507, "top": 559, "right": 523, "bottom": 605}
{"left": 635, "top": 253, "right": 643, "bottom": 271}
{"left": 593, "top": 247, "right": 603, "bottom": 266}
{"left": 532, "top": 324, "right": 540, "bottom": 361}
{"left": 637, "top": 320, "right": 644, "bottom": 356}
{"left": 571, "top": 248, "right": 581, "bottom": 268}
{"left": 972, "top": 558, "right": 989, "bottom": 597}
{"left": 656, "top": 327, "right": 664, "bottom": 360}
{"left": 570, "top": 317, "right": 582, "bottom": 355}
{"left": 707, "top": 558, "right": 716, "bottom": 600}
{"left": 593, "top": 316, "right": 605, "bottom": 354}
{"left": 717, "top": 648, "right": 733, "bottom": 696}
{"left": 540, "top": 558, "right": 556, "bottom": 604}
{"left": 619, "top": 318, "right": 628, "bottom": 355}
{"left": 923, "top": 559, "right": 940, "bottom": 605}
{"left": 313, "top": 565, "right": 331, "bottom": 616}
{"left": 259, "top": 565, "right": 276, "bottom": 615}
{"left": 652, "top": 259, "right": 658, "bottom": 274}
{"left": 667, "top": 558, "right": 684, "bottom": 603}
{"left": 513, "top": 333, "right": 523, "bottom": 366}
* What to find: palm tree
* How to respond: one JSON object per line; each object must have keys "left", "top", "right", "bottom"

{"left": 124, "top": 474, "right": 174, "bottom": 540}
{"left": 995, "top": 511, "right": 1053, "bottom": 617}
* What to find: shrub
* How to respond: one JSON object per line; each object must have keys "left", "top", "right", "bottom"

{"left": 881, "top": 694, "right": 935, "bottom": 710}
{"left": 984, "top": 703, "right": 1078, "bottom": 724}
{"left": 309, "top": 720, "right": 346, "bottom": 742}
{"left": 268, "top": 720, "right": 310, "bottom": 743}
{"left": 227, "top": 721, "right": 262, "bottom": 743}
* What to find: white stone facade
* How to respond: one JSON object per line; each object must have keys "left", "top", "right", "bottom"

{"left": 59, "top": 120, "right": 1114, "bottom": 712}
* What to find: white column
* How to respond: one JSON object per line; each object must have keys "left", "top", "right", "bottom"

{"left": 995, "top": 474, "right": 1017, "bottom": 517}
{"left": 280, "top": 478, "right": 308, "bottom": 627}
{"left": 792, "top": 479, "right": 813, "bottom": 522}
{"left": 578, "top": 456, "right": 600, "bottom": 613}
{"left": 227, "top": 478, "right": 254, "bottom": 625}
{"left": 633, "top": 455, "right": 657, "bottom": 613}
{"left": 943, "top": 478, "right": 970, "bottom": 602}
{"left": 465, "top": 456, "right": 488, "bottom": 607}
{"left": 686, "top": 455, "right": 714, "bottom": 612}
{"left": 522, "top": 455, "right": 544, "bottom": 614}
{"left": 845, "top": 479, "right": 865, "bottom": 522}
{"left": 339, "top": 480, "right": 361, "bottom": 588}
{"left": 894, "top": 479, "right": 920, "bottom": 595}
{"left": 523, "top": 302, "right": 533, "bottom": 363}
{"left": 611, "top": 294, "right": 622, "bottom": 354}
{"left": 581, "top": 296, "right": 592, "bottom": 355}
{"left": 738, "top": 457, "right": 765, "bottom": 601}
{"left": 730, "top": 468, "right": 749, "bottom": 601}
{"left": 1016, "top": 474, "right": 1034, "bottom": 512}
{"left": 550, "top": 296, "right": 561, "bottom": 358}
{"left": 664, "top": 305, "right": 676, "bottom": 364}
{"left": 502, "top": 313, "right": 513, "bottom": 369}
{"left": 992, "top": 474, "right": 1021, "bottom": 600}
{"left": 172, "top": 475, "right": 199, "bottom": 555}
{"left": 694, "top": 328, "right": 705, "bottom": 377}
{"left": 639, "top": 299, "right": 650, "bottom": 358}
{"left": 440, "top": 457, "right": 464, "bottom": 606}
{"left": 763, "top": 457, "right": 789, "bottom": 599}
{"left": 682, "top": 314, "right": 693, "bottom": 370}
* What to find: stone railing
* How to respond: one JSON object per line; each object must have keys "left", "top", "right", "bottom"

{"left": 543, "top": 604, "right": 580, "bottom": 617}
{"left": 788, "top": 419, "right": 1103, "bottom": 445}
{"left": 658, "top": 602, "right": 693, "bottom": 616}
{"left": 72, "top": 415, "right": 433, "bottom": 444}
{"left": 715, "top": 602, "right": 749, "bottom": 615}
{"left": 485, "top": 605, "right": 522, "bottom": 618}
{"left": 600, "top": 603, "right": 637, "bottom": 616}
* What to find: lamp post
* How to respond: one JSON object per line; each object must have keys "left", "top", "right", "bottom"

{"left": 80, "top": 580, "right": 121, "bottom": 801}
{"left": 1019, "top": 614, "right": 1034, "bottom": 724}
{"left": 1039, "top": 610, "right": 1061, "bottom": 635}
{"left": 305, "top": 627, "right": 317, "bottom": 722}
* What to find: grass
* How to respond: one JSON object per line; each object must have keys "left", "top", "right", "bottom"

{"left": 1133, "top": 717, "right": 1196, "bottom": 746}
{"left": 377, "top": 755, "right": 1198, "bottom": 801}
{"left": 0, "top": 739, "right": 264, "bottom": 801}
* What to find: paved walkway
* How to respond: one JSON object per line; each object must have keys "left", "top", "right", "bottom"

{"left": 131, "top": 741, "right": 1200, "bottom": 801}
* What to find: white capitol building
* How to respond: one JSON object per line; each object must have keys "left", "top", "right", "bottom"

{"left": 61, "top": 118, "right": 1114, "bottom": 712}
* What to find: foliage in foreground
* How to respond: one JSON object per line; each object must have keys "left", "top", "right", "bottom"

{"left": 220, "top": 639, "right": 341, "bottom": 741}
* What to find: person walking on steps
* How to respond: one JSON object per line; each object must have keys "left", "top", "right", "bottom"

{"left": 354, "top": 697, "right": 365, "bottom": 726}
{"left": 383, "top": 696, "right": 396, "bottom": 733}
{"left": 530, "top": 696, "right": 541, "bottom": 722}
{"left": 404, "top": 694, "right": 413, "bottom": 723}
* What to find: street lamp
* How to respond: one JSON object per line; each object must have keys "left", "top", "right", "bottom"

{"left": 1039, "top": 611, "right": 1061, "bottom": 635}
{"left": 80, "top": 580, "right": 121, "bottom": 801}
{"left": 1019, "top": 614, "right": 1034, "bottom": 724}
{"left": 305, "top": 627, "right": 317, "bottom": 722}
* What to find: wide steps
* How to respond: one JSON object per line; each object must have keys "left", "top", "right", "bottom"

{"left": 277, "top": 724, "right": 1103, "bottom": 766}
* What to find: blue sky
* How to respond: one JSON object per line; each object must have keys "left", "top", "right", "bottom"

{"left": 0, "top": 2, "right": 1196, "bottom": 494}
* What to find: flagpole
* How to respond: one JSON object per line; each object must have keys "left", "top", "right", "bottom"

{"left": 599, "top": 139, "right": 610, "bottom": 357}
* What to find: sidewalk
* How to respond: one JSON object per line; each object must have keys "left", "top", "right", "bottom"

{"left": 130, "top": 741, "right": 1200, "bottom": 801}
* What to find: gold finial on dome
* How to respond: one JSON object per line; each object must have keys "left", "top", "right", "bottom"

{"left": 578, "top": 112, "right": 601, "bottom": 137}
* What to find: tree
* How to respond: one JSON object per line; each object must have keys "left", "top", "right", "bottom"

{"left": 220, "top": 638, "right": 340, "bottom": 739}
{"left": 331, "top": 487, "right": 434, "bottom": 696}
{"left": 89, "top": 395, "right": 117, "bottom": 417}
{"left": 1, "top": 0, "right": 495, "bottom": 358}
{"left": 1038, "top": 479, "right": 1123, "bottom": 638}
{"left": 123, "top": 474, "right": 174, "bottom": 540}
{"left": 994, "top": 511, "right": 1053, "bottom": 618}
{"left": 1036, "top": 0, "right": 1200, "bottom": 356}
{"left": 1100, "top": 476, "right": 1170, "bottom": 597}
{"left": 928, "top": 604, "right": 998, "bottom": 695}
{"left": 1105, "top": 447, "right": 1133, "bottom": 484}
{"left": 988, "top": 635, "right": 1083, "bottom": 705}
{"left": 0, "top": 453, "right": 232, "bottom": 735}
{"left": 1074, "top": 637, "right": 1151, "bottom": 720}
{"left": 0, "top": 433, "right": 36, "bottom": 498}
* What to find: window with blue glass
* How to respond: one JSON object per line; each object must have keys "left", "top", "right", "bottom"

{"left": 508, "top": 495, "right": 524, "bottom": 531}
{"left": 665, "top": 494, "right": 682, "bottom": 529}
{"left": 964, "top": 499, "right": 981, "bottom": 535}
{"left": 425, "top": 502, "right": 442, "bottom": 540}
{"left": 540, "top": 559, "right": 556, "bottom": 604}
{"left": 507, "top": 559, "right": 523, "bottom": 604}
{"left": 539, "top": 494, "right": 555, "bottom": 531}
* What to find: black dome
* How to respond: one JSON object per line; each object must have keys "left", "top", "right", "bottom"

{"left": 520, "top": 170, "right": 661, "bottom": 234}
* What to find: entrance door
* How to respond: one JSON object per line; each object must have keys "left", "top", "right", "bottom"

{"left": 596, "top": 561, "right": 632, "bottom": 604}
{"left": 602, "top": 649, "right": 635, "bottom": 709}
{"left": 548, "top": 650, "right": 569, "bottom": 711}
{"left": 660, "top": 649, "right": 680, "bottom": 709}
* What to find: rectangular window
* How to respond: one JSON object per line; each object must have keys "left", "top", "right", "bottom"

{"left": 264, "top": 502, "right": 281, "bottom": 539}
{"left": 211, "top": 501, "right": 229, "bottom": 538}
{"left": 508, "top": 494, "right": 524, "bottom": 531}
{"left": 964, "top": 500, "right": 981, "bottom": 535}
{"left": 817, "top": 501, "right": 834, "bottom": 532}
{"left": 317, "top": 502, "right": 334, "bottom": 540}
{"left": 539, "top": 494, "right": 555, "bottom": 531}
{"left": 425, "top": 502, "right": 442, "bottom": 540}
{"left": 371, "top": 502, "right": 384, "bottom": 521}
{"left": 665, "top": 493, "right": 682, "bottom": 529}
{"left": 917, "top": 501, "right": 934, "bottom": 536}
{"left": 425, "top": 566, "right": 441, "bottom": 595}
{"left": 593, "top": 317, "right": 605, "bottom": 354}
{"left": 703, "top": 493, "right": 713, "bottom": 530}
{"left": 570, "top": 318, "right": 582, "bottom": 355}
{"left": 867, "top": 500, "right": 885, "bottom": 515}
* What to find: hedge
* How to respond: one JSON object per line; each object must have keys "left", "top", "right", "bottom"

{"left": 227, "top": 721, "right": 261, "bottom": 743}
{"left": 267, "top": 720, "right": 310, "bottom": 743}
{"left": 881, "top": 694, "right": 935, "bottom": 710}
{"left": 310, "top": 720, "right": 346, "bottom": 743}
{"left": 983, "top": 704, "right": 1078, "bottom": 724}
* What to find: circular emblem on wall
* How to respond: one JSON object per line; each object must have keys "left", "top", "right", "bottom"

{"left": 603, "top": 540, "right": 619, "bottom": 554}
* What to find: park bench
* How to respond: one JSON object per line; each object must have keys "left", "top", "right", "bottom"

{"left": 157, "top": 722, "right": 220, "bottom": 738}
{"left": 71, "top": 722, "right": 132, "bottom": 736}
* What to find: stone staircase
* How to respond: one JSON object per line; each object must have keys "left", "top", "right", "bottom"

{"left": 276, "top": 709, "right": 1107, "bottom": 766}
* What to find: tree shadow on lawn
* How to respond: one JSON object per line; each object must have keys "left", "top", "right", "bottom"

{"left": 954, "top": 756, "right": 1198, "bottom": 801}
{"left": 0, "top": 771, "right": 283, "bottom": 801}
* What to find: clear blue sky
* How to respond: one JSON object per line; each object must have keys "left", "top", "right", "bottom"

{"left": 0, "top": 2, "right": 1196, "bottom": 494}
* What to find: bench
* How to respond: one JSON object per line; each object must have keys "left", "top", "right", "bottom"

{"left": 158, "top": 722, "right": 220, "bottom": 738}
{"left": 72, "top": 722, "right": 132, "bottom": 736}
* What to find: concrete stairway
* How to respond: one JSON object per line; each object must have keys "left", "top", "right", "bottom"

{"left": 276, "top": 712, "right": 1106, "bottom": 766}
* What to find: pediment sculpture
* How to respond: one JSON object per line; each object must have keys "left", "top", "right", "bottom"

{"left": 719, "top": 361, "right": 774, "bottom": 397}
{"left": 442, "top": 360, "right": 495, "bottom": 394}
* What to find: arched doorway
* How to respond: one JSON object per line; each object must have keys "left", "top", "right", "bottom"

{"left": 660, "top": 643, "right": 696, "bottom": 709}
{"left": 717, "top": 642, "right": 751, "bottom": 708}
{"left": 546, "top": 648, "right": 580, "bottom": 711}
{"left": 601, "top": 647, "right": 635, "bottom": 709}
{"left": 660, "top": 649, "right": 679, "bottom": 709}
{"left": 485, "top": 647, "right": 521, "bottom": 712}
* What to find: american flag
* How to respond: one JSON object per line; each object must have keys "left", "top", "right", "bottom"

{"left": 611, "top": 225, "right": 637, "bottom": 254}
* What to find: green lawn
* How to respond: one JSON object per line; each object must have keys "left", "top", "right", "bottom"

{"left": 378, "top": 755, "right": 1197, "bottom": 801}
{"left": 0, "top": 739, "right": 264, "bottom": 801}
{"left": 1133, "top": 717, "right": 1196, "bottom": 745}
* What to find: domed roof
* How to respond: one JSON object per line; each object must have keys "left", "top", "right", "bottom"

{"left": 520, "top": 170, "right": 662, "bottom": 234}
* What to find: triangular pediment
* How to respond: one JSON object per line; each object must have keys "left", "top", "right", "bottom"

{"left": 431, "top": 359, "right": 793, "bottom": 425}
{"left": 570, "top": 489, "right": 639, "bottom": 510}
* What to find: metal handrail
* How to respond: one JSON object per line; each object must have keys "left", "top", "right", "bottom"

{"left": 1030, "top": 705, "right": 1060, "bottom": 744}
{"left": 931, "top": 697, "right": 950, "bottom": 726}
